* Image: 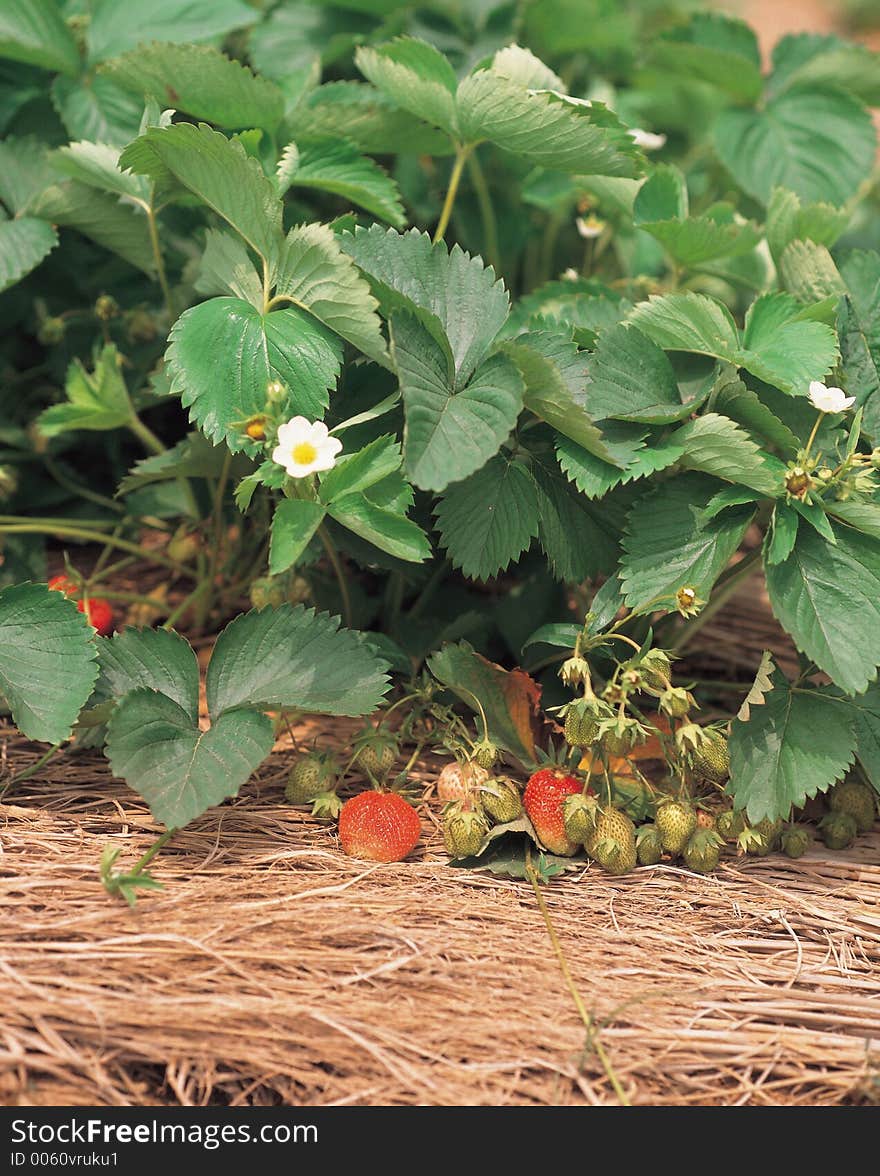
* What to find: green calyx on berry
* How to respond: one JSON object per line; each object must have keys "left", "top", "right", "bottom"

{"left": 285, "top": 750, "right": 339, "bottom": 805}
{"left": 636, "top": 823, "right": 662, "bottom": 865}
{"left": 590, "top": 806, "right": 637, "bottom": 875}
{"left": 559, "top": 654, "right": 592, "bottom": 690}
{"left": 682, "top": 828, "right": 723, "bottom": 873}
{"left": 480, "top": 777, "right": 522, "bottom": 824}
{"left": 597, "top": 715, "right": 648, "bottom": 758}
{"left": 658, "top": 685, "right": 696, "bottom": 720}
{"left": 562, "top": 696, "right": 610, "bottom": 749}
{"left": 562, "top": 791, "right": 598, "bottom": 842}
{"left": 472, "top": 738, "right": 499, "bottom": 770}
{"left": 351, "top": 726, "right": 399, "bottom": 780}
{"left": 443, "top": 803, "right": 489, "bottom": 859}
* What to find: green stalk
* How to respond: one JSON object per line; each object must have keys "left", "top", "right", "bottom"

{"left": 318, "top": 524, "right": 352, "bottom": 629}
{"left": 146, "top": 204, "right": 174, "bottom": 319}
{"left": 466, "top": 150, "right": 500, "bottom": 274}
{"left": 127, "top": 413, "right": 166, "bottom": 457}
{"left": 0, "top": 523, "right": 196, "bottom": 578}
{"left": 128, "top": 828, "right": 177, "bottom": 877}
{"left": 433, "top": 144, "right": 474, "bottom": 244}
{"left": 525, "top": 850, "right": 631, "bottom": 1106}
{"left": 0, "top": 743, "right": 61, "bottom": 800}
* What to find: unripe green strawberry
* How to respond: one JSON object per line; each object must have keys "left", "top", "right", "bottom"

{"left": 563, "top": 697, "right": 606, "bottom": 749}
{"left": 598, "top": 716, "right": 647, "bottom": 758}
{"left": 593, "top": 807, "right": 637, "bottom": 875}
{"left": 655, "top": 800, "right": 697, "bottom": 855}
{"left": 659, "top": 686, "right": 694, "bottom": 719}
{"left": 285, "top": 751, "right": 338, "bottom": 804}
{"left": 829, "top": 780, "right": 876, "bottom": 834}
{"left": 37, "top": 315, "right": 65, "bottom": 345}
{"left": 480, "top": 778, "right": 522, "bottom": 823}
{"left": 749, "top": 817, "right": 783, "bottom": 856}
{"left": 472, "top": 739, "right": 499, "bottom": 770}
{"left": 639, "top": 649, "right": 672, "bottom": 692}
{"left": 781, "top": 825, "right": 811, "bottom": 859}
{"left": 691, "top": 734, "right": 730, "bottom": 784}
{"left": 716, "top": 809, "right": 746, "bottom": 843}
{"left": 0, "top": 465, "right": 18, "bottom": 502}
{"left": 352, "top": 728, "right": 399, "bottom": 780}
{"left": 819, "top": 811, "right": 858, "bottom": 851}
{"left": 636, "top": 823, "right": 662, "bottom": 866}
{"left": 250, "top": 575, "right": 288, "bottom": 610}
{"left": 683, "top": 829, "right": 723, "bottom": 873}
{"left": 443, "top": 805, "right": 489, "bottom": 859}
{"left": 563, "top": 792, "right": 598, "bottom": 842}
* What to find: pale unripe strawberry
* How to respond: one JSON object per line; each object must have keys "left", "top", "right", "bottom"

{"left": 655, "top": 801, "right": 697, "bottom": 855}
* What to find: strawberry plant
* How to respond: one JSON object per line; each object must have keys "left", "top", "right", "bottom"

{"left": 1, "top": 1, "right": 880, "bottom": 884}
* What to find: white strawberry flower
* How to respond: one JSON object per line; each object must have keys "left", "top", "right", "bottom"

{"left": 630, "top": 128, "right": 667, "bottom": 151}
{"left": 807, "top": 381, "right": 856, "bottom": 414}
{"left": 272, "top": 416, "right": 342, "bottom": 478}
{"left": 576, "top": 214, "right": 605, "bottom": 239}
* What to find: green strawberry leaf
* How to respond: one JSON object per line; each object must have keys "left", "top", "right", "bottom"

{"left": 764, "top": 521, "right": 880, "bottom": 695}
{"left": 269, "top": 499, "right": 326, "bottom": 575}
{"left": 120, "top": 122, "right": 283, "bottom": 265}
{"left": 51, "top": 74, "right": 143, "bottom": 147}
{"left": 0, "top": 0, "right": 81, "bottom": 75}
{"left": 619, "top": 473, "right": 754, "bottom": 611}
{"left": 100, "top": 42, "right": 284, "bottom": 131}
{"left": 96, "top": 626, "right": 200, "bottom": 720}
{"left": 389, "top": 309, "right": 523, "bottom": 493}
{"left": 342, "top": 226, "right": 509, "bottom": 384}
{"left": 355, "top": 36, "right": 458, "bottom": 135}
{"left": 326, "top": 492, "right": 431, "bottom": 563}
{"left": 0, "top": 583, "right": 98, "bottom": 745}
{"left": 282, "top": 136, "right": 404, "bottom": 226}
{"left": 765, "top": 186, "right": 850, "bottom": 266}
{"left": 271, "top": 222, "right": 388, "bottom": 365}
{"left": 166, "top": 296, "right": 342, "bottom": 452}
{"left": 839, "top": 684, "right": 880, "bottom": 793}
{"left": 0, "top": 216, "right": 56, "bottom": 292}
{"left": 105, "top": 688, "right": 275, "bottom": 829}
{"left": 435, "top": 454, "right": 539, "bottom": 580}
{"left": 715, "top": 84, "right": 876, "bottom": 207}
{"left": 503, "top": 331, "right": 618, "bottom": 463}
{"left": 646, "top": 12, "right": 762, "bottom": 102}
{"left": 728, "top": 662, "right": 856, "bottom": 822}
{"left": 29, "top": 180, "right": 154, "bottom": 273}
{"left": 37, "top": 344, "right": 133, "bottom": 437}
{"left": 205, "top": 604, "right": 390, "bottom": 719}
{"left": 86, "top": 0, "right": 255, "bottom": 63}
{"left": 584, "top": 322, "right": 697, "bottom": 424}
{"left": 668, "top": 413, "right": 782, "bottom": 496}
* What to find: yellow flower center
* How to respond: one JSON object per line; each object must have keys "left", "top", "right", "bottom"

{"left": 292, "top": 442, "right": 318, "bottom": 465}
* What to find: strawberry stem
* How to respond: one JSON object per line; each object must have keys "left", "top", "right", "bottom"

{"left": 525, "top": 848, "right": 631, "bottom": 1106}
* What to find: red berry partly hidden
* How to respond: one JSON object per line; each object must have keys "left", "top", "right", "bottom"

{"left": 338, "top": 791, "right": 421, "bottom": 863}
{"left": 523, "top": 768, "right": 583, "bottom": 856}
{"left": 48, "top": 575, "right": 114, "bottom": 636}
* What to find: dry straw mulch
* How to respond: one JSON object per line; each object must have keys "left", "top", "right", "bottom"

{"left": 1, "top": 711, "right": 879, "bottom": 1108}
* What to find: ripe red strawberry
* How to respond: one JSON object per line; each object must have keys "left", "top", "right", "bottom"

{"left": 523, "top": 768, "right": 582, "bottom": 856}
{"left": 48, "top": 575, "right": 114, "bottom": 636}
{"left": 338, "top": 790, "right": 421, "bottom": 863}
